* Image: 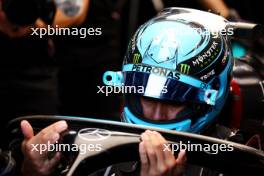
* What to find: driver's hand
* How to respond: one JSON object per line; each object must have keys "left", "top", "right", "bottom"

{"left": 20, "top": 120, "right": 68, "bottom": 176}
{"left": 139, "top": 130, "right": 186, "bottom": 176}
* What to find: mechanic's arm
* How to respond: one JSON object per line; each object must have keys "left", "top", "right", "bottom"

{"left": 139, "top": 130, "right": 186, "bottom": 176}
{"left": 0, "top": 0, "right": 31, "bottom": 38}
{"left": 20, "top": 120, "right": 68, "bottom": 176}
{"left": 198, "top": 0, "right": 230, "bottom": 18}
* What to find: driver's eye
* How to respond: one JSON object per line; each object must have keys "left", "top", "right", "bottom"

{"left": 141, "top": 96, "right": 185, "bottom": 107}
{"left": 140, "top": 97, "right": 157, "bottom": 107}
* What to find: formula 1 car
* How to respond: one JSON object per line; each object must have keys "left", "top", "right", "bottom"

{"left": 3, "top": 115, "right": 264, "bottom": 176}
{"left": 1, "top": 57, "right": 264, "bottom": 176}
{"left": 1, "top": 17, "right": 264, "bottom": 176}
{"left": 219, "top": 22, "right": 264, "bottom": 137}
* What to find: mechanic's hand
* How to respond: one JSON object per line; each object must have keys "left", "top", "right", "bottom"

{"left": 20, "top": 120, "right": 68, "bottom": 176}
{"left": 0, "top": 1, "right": 31, "bottom": 38}
{"left": 139, "top": 130, "right": 186, "bottom": 176}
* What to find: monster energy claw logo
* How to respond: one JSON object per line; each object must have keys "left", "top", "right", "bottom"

{"left": 180, "top": 64, "right": 190, "bottom": 74}
{"left": 133, "top": 53, "right": 141, "bottom": 63}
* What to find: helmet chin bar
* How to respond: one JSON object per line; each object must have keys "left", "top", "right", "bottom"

{"left": 6, "top": 115, "right": 264, "bottom": 175}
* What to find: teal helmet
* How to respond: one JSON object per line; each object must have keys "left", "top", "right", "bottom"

{"left": 104, "top": 7, "right": 233, "bottom": 133}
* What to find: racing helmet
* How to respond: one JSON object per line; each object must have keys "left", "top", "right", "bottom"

{"left": 103, "top": 7, "right": 233, "bottom": 133}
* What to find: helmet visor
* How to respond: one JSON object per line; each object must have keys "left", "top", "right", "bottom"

{"left": 123, "top": 71, "right": 217, "bottom": 105}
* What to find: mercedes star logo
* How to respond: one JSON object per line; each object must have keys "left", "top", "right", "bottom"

{"left": 78, "top": 128, "right": 112, "bottom": 141}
